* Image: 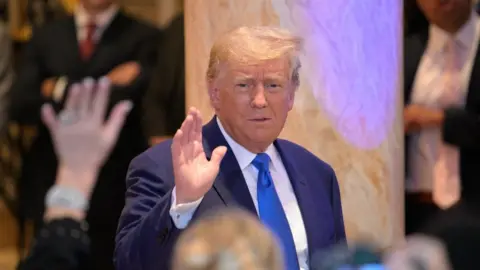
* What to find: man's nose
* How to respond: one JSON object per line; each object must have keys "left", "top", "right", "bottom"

{"left": 251, "top": 86, "right": 267, "bottom": 108}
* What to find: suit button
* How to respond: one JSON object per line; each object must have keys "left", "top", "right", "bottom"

{"left": 157, "top": 228, "right": 169, "bottom": 242}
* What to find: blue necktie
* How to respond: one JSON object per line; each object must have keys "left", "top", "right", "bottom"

{"left": 252, "top": 153, "right": 299, "bottom": 270}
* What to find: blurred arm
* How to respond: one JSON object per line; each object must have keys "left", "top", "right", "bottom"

{"left": 442, "top": 107, "right": 480, "bottom": 149}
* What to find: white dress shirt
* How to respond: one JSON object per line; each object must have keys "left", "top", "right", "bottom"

{"left": 407, "top": 11, "right": 480, "bottom": 192}
{"left": 74, "top": 3, "right": 119, "bottom": 42}
{"left": 170, "top": 117, "right": 309, "bottom": 269}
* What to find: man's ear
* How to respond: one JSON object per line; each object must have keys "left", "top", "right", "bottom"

{"left": 208, "top": 78, "right": 220, "bottom": 109}
{"left": 287, "top": 87, "right": 296, "bottom": 111}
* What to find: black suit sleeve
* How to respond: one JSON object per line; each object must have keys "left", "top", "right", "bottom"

{"left": 18, "top": 218, "right": 90, "bottom": 270}
{"left": 109, "top": 26, "right": 161, "bottom": 107}
{"left": 8, "top": 32, "right": 48, "bottom": 124}
{"left": 442, "top": 107, "right": 480, "bottom": 149}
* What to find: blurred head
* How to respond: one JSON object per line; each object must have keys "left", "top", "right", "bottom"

{"left": 384, "top": 235, "right": 451, "bottom": 270}
{"left": 80, "top": 0, "right": 115, "bottom": 13}
{"left": 416, "top": 0, "right": 472, "bottom": 33}
{"left": 207, "top": 26, "right": 303, "bottom": 153}
{"left": 172, "top": 209, "right": 283, "bottom": 270}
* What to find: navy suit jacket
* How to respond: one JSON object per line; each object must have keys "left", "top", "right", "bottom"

{"left": 115, "top": 117, "right": 346, "bottom": 270}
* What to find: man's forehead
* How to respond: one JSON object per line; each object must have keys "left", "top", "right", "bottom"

{"left": 225, "top": 61, "right": 290, "bottom": 77}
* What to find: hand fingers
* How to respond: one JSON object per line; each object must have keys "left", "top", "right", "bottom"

{"left": 193, "top": 107, "right": 203, "bottom": 142}
{"left": 92, "top": 77, "right": 112, "bottom": 122}
{"left": 41, "top": 104, "right": 58, "bottom": 132}
{"left": 171, "top": 128, "right": 184, "bottom": 164}
{"left": 103, "top": 100, "right": 133, "bottom": 142}
{"left": 209, "top": 146, "right": 227, "bottom": 166}
{"left": 180, "top": 114, "right": 193, "bottom": 146}
{"left": 79, "top": 78, "right": 94, "bottom": 118}
{"left": 128, "top": 62, "right": 140, "bottom": 80}
{"left": 64, "top": 84, "right": 81, "bottom": 111}
{"left": 187, "top": 107, "right": 197, "bottom": 143}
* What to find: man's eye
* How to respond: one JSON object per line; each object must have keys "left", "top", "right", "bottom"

{"left": 266, "top": 83, "right": 282, "bottom": 90}
{"left": 236, "top": 83, "right": 248, "bottom": 88}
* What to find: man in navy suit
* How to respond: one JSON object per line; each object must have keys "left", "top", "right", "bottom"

{"left": 115, "top": 26, "right": 345, "bottom": 270}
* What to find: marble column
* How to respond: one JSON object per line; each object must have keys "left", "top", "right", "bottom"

{"left": 184, "top": 0, "right": 403, "bottom": 248}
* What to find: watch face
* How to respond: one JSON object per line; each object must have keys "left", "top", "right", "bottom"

{"left": 46, "top": 185, "right": 88, "bottom": 211}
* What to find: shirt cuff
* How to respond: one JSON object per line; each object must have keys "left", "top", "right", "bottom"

{"left": 169, "top": 186, "right": 203, "bottom": 229}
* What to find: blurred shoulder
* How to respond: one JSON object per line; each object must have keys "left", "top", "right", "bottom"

{"left": 33, "top": 16, "right": 74, "bottom": 37}
{"left": 122, "top": 12, "right": 161, "bottom": 37}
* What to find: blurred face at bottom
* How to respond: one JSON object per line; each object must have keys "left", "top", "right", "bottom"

{"left": 209, "top": 58, "right": 296, "bottom": 153}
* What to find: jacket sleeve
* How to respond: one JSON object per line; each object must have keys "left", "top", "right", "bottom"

{"left": 17, "top": 218, "right": 90, "bottom": 270}
{"left": 442, "top": 107, "right": 480, "bottom": 149}
{"left": 114, "top": 150, "right": 183, "bottom": 270}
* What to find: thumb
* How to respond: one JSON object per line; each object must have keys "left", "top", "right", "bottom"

{"left": 210, "top": 146, "right": 227, "bottom": 166}
{"left": 41, "top": 103, "right": 58, "bottom": 132}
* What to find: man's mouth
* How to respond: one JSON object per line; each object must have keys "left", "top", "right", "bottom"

{"left": 250, "top": 118, "right": 271, "bottom": 122}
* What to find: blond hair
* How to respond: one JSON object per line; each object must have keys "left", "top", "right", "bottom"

{"left": 172, "top": 209, "right": 283, "bottom": 270}
{"left": 206, "top": 26, "right": 303, "bottom": 88}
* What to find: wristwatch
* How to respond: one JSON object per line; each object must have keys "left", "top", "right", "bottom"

{"left": 45, "top": 185, "right": 89, "bottom": 211}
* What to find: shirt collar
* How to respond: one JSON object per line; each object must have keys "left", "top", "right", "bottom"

{"left": 74, "top": 3, "right": 119, "bottom": 29}
{"left": 216, "top": 117, "right": 276, "bottom": 170}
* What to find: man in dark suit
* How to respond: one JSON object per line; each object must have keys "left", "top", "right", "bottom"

{"left": 404, "top": 0, "right": 480, "bottom": 234}
{"left": 143, "top": 13, "right": 185, "bottom": 145}
{"left": 8, "top": 0, "right": 160, "bottom": 269}
{"left": 115, "top": 26, "right": 345, "bottom": 270}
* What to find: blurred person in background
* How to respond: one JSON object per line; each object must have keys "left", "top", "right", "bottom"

{"left": 18, "top": 77, "right": 132, "bottom": 270}
{"left": 0, "top": 21, "right": 14, "bottom": 132}
{"left": 143, "top": 12, "right": 185, "bottom": 145}
{"left": 116, "top": 26, "right": 345, "bottom": 270}
{"left": 421, "top": 202, "right": 480, "bottom": 270}
{"left": 404, "top": 0, "right": 480, "bottom": 234}
{"left": 172, "top": 209, "right": 283, "bottom": 270}
{"left": 8, "top": 0, "right": 160, "bottom": 268}
{"left": 384, "top": 235, "right": 452, "bottom": 270}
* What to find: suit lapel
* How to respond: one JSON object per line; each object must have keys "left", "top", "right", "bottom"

{"left": 404, "top": 29, "right": 428, "bottom": 104}
{"left": 274, "top": 140, "right": 334, "bottom": 258}
{"left": 62, "top": 17, "right": 84, "bottom": 76}
{"left": 200, "top": 117, "right": 257, "bottom": 216}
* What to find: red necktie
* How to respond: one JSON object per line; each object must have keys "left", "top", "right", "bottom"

{"left": 79, "top": 21, "right": 96, "bottom": 61}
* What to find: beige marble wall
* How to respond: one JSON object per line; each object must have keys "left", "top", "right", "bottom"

{"left": 184, "top": 0, "right": 404, "bottom": 248}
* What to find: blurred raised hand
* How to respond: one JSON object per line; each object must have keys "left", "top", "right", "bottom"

{"left": 41, "top": 77, "right": 132, "bottom": 196}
